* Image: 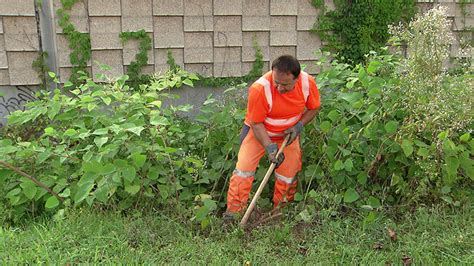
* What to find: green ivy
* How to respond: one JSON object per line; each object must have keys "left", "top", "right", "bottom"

{"left": 312, "top": 0, "right": 416, "bottom": 64}
{"left": 166, "top": 49, "right": 179, "bottom": 72}
{"left": 32, "top": 51, "right": 50, "bottom": 89}
{"left": 56, "top": 0, "right": 91, "bottom": 85}
{"left": 119, "top": 30, "right": 152, "bottom": 86}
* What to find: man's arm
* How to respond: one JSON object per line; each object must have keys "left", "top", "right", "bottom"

{"left": 250, "top": 122, "right": 272, "bottom": 148}
{"left": 300, "top": 108, "right": 319, "bottom": 126}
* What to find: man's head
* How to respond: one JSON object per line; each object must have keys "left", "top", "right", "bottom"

{"left": 271, "top": 55, "right": 301, "bottom": 94}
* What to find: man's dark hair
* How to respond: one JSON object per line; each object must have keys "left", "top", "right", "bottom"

{"left": 271, "top": 55, "right": 301, "bottom": 79}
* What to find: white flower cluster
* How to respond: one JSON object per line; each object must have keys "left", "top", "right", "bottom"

{"left": 389, "top": 5, "right": 473, "bottom": 137}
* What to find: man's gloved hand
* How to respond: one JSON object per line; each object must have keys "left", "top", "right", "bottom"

{"left": 284, "top": 121, "right": 303, "bottom": 145}
{"left": 265, "top": 143, "right": 285, "bottom": 168}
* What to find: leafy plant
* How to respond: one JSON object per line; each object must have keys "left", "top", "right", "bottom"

{"left": 56, "top": 0, "right": 91, "bottom": 85}
{"left": 312, "top": 0, "right": 416, "bottom": 64}
{"left": 119, "top": 30, "right": 152, "bottom": 88}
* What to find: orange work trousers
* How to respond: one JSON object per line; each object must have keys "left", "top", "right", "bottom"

{"left": 226, "top": 129, "right": 302, "bottom": 213}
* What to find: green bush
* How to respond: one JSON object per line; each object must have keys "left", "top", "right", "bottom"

{"left": 313, "top": 0, "right": 416, "bottom": 64}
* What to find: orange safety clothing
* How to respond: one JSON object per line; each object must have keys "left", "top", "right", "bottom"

{"left": 227, "top": 129, "right": 301, "bottom": 213}
{"left": 244, "top": 71, "right": 320, "bottom": 139}
{"left": 226, "top": 70, "right": 320, "bottom": 213}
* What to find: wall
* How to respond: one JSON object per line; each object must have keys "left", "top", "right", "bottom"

{"left": 0, "top": 0, "right": 472, "bottom": 125}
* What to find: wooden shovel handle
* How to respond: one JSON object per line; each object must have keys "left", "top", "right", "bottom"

{"left": 240, "top": 135, "right": 290, "bottom": 227}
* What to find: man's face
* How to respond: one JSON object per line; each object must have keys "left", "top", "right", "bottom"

{"left": 272, "top": 70, "right": 296, "bottom": 94}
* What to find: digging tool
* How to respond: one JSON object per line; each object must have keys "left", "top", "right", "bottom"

{"left": 240, "top": 135, "right": 290, "bottom": 228}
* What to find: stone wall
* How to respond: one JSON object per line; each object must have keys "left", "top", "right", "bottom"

{"left": 0, "top": 0, "right": 473, "bottom": 125}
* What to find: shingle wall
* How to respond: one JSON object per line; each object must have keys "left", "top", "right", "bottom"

{"left": 0, "top": 0, "right": 472, "bottom": 85}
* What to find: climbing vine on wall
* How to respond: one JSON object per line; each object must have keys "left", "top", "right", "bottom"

{"left": 312, "top": 0, "right": 417, "bottom": 64}
{"left": 32, "top": 51, "right": 50, "bottom": 89}
{"left": 119, "top": 30, "right": 152, "bottom": 85}
{"left": 56, "top": 0, "right": 91, "bottom": 84}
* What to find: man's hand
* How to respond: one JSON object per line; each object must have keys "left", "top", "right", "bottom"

{"left": 265, "top": 143, "right": 285, "bottom": 168}
{"left": 284, "top": 121, "right": 303, "bottom": 145}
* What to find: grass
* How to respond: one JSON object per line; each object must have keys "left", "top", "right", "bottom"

{"left": 1, "top": 204, "right": 473, "bottom": 264}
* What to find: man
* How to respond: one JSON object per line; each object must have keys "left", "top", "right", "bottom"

{"left": 224, "top": 55, "right": 320, "bottom": 221}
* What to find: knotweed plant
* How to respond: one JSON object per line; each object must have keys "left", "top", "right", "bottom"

{"left": 389, "top": 5, "right": 473, "bottom": 137}
{"left": 388, "top": 6, "right": 473, "bottom": 195}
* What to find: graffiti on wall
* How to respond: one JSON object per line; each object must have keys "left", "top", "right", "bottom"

{"left": 0, "top": 86, "right": 37, "bottom": 127}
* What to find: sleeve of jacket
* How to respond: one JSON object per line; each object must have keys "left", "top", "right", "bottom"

{"left": 246, "top": 84, "right": 269, "bottom": 123}
{"left": 306, "top": 75, "right": 321, "bottom": 110}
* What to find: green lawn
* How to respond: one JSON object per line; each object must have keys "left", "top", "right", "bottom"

{"left": 1, "top": 205, "right": 473, "bottom": 264}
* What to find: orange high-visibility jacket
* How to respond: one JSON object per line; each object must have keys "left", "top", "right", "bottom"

{"left": 244, "top": 70, "right": 320, "bottom": 138}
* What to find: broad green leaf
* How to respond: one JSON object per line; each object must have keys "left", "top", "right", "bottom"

{"left": 131, "top": 153, "right": 146, "bottom": 168}
{"left": 459, "top": 155, "right": 473, "bottom": 180}
{"left": 164, "top": 147, "right": 177, "bottom": 153}
{"left": 21, "top": 181, "right": 37, "bottom": 200}
{"left": 83, "top": 150, "right": 93, "bottom": 162}
{"left": 195, "top": 205, "right": 210, "bottom": 222}
{"left": 64, "top": 81, "right": 73, "bottom": 87}
{"left": 357, "top": 172, "right": 368, "bottom": 185}
{"left": 445, "top": 157, "right": 460, "bottom": 177}
{"left": 125, "top": 184, "right": 141, "bottom": 195}
{"left": 64, "top": 128, "right": 78, "bottom": 137}
{"left": 74, "top": 182, "right": 94, "bottom": 204}
{"left": 460, "top": 133, "right": 471, "bottom": 142}
{"left": 97, "top": 163, "right": 115, "bottom": 175}
{"left": 438, "top": 131, "right": 448, "bottom": 140}
{"left": 48, "top": 101, "right": 61, "bottom": 120}
{"left": 148, "top": 100, "right": 162, "bottom": 108}
{"left": 58, "top": 188, "right": 71, "bottom": 197}
{"left": 44, "top": 127, "right": 56, "bottom": 136}
{"left": 320, "top": 121, "right": 331, "bottom": 133}
{"left": 122, "top": 166, "right": 136, "bottom": 182}
{"left": 147, "top": 166, "right": 160, "bottom": 180}
{"left": 367, "top": 196, "right": 381, "bottom": 208}
{"left": 441, "top": 195, "right": 453, "bottom": 205}
{"left": 368, "top": 87, "right": 381, "bottom": 98}
{"left": 384, "top": 121, "right": 398, "bottom": 134}
{"left": 94, "top": 136, "right": 108, "bottom": 148}
{"left": 443, "top": 140, "right": 457, "bottom": 157}
{"left": 294, "top": 192, "right": 303, "bottom": 201}
{"left": 334, "top": 160, "right": 344, "bottom": 171}
{"left": 92, "top": 128, "right": 109, "bottom": 135}
{"left": 126, "top": 126, "right": 145, "bottom": 136}
{"left": 6, "top": 188, "right": 21, "bottom": 199}
{"left": 390, "top": 174, "right": 401, "bottom": 186}
{"left": 101, "top": 97, "right": 112, "bottom": 105}
{"left": 417, "top": 147, "right": 429, "bottom": 158}
{"left": 158, "top": 184, "right": 169, "bottom": 199}
{"left": 327, "top": 110, "right": 340, "bottom": 122}
{"left": 150, "top": 114, "right": 169, "bottom": 126}
{"left": 45, "top": 196, "right": 60, "bottom": 209}
{"left": 344, "top": 159, "right": 353, "bottom": 172}
{"left": 367, "top": 61, "right": 381, "bottom": 74}
{"left": 183, "top": 78, "right": 194, "bottom": 87}
{"left": 440, "top": 186, "right": 451, "bottom": 194}
{"left": 340, "top": 92, "right": 363, "bottom": 103}
{"left": 87, "top": 103, "right": 97, "bottom": 112}
{"left": 401, "top": 139, "right": 413, "bottom": 157}
{"left": 343, "top": 188, "right": 360, "bottom": 203}
{"left": 83, "top": 161, "right": 101, "bottom": 173}
{"left": 37, "top": 150, "right": 51, "bottom": 164}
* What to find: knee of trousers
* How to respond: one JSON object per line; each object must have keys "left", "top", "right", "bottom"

{"left": 273, "top": 172, "right": 298, "bottom": 204}
{"left": 227, "top": 169, "right": 255, "bottom": 212}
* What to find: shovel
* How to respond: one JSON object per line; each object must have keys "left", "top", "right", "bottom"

{"left": 240, "top": 135, "right": 290, "bottom": 228}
